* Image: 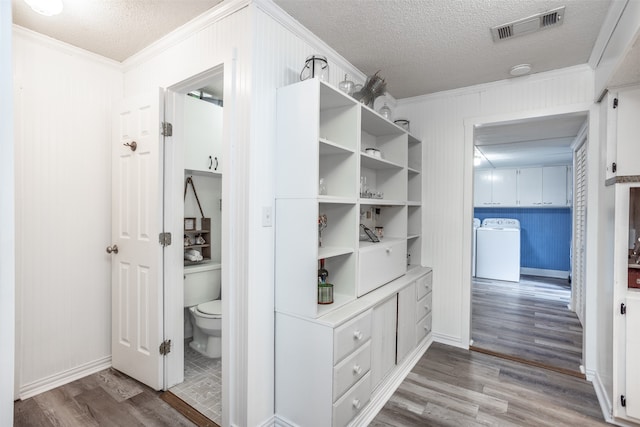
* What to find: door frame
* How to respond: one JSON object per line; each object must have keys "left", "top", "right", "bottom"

{"left": 462, "top": 103, "right": 596, "bottom": 372}
{"left": 163, "top": 64, "right": 231, "bottom": 418}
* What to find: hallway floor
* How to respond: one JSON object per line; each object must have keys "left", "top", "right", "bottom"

{"left": 471, "top": 274, "right": 583, "bottom": 376}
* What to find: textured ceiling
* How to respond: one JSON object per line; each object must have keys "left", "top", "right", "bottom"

{"left": 274, "top": 0, "right": 612, "bottom": 99}
{"left": 11, "top": 0, "right": 223, "bottom": 62}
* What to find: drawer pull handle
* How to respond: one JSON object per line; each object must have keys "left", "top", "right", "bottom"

{"left": 385, "top": 247, "right": 392, "bottom": 253}
{"left": 353, "top": 364, "right": 362, "bottom": 375}
{"left": 352, "top": 399, "right": 361, "bottom": 410}
{"left": 353, "top": 330, "right": 363, "bottom": 340}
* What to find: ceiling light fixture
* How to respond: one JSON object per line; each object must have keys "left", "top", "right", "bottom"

{"left": 510, "top": 64, "right": 532, "bottom": 77}
{"left": 24, "top": 0, "right": 63, "bottom": 16}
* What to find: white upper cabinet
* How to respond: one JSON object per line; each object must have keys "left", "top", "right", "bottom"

{"left": 542, "top": 166, "right": 568, "bottom": 206}
{"left": 492, "top": 169, "right": 517, "bottom": 206}
{"left": 474, "top": 170, "right": 493, "bottom": 207}
{"left": 611, "top": 86, "right": 640, "bottom": 178}
{"left": 516, "top": 166, "right": 569, "bottom": 207}
{"left": 184, "top": 95, "right": 223, "bottom": 173}
{"left": 517, "top": 167, "right": 543, "bottom": 206}
{"left": 474, "top": 169, "right": 517, "bottom": 207}
{"left": 476, "top": 166, "right": 571, "bottom": 208}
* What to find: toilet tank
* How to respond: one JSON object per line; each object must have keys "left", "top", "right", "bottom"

{"left": 184, "top": 262, "right": 221, "bottom": 307}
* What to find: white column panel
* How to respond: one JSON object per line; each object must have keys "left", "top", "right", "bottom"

{"left": 1, "top": 2, "right": 15, "bottom": 422}
{"left": 13, "top": 29, "right": 122, "bottom": 397}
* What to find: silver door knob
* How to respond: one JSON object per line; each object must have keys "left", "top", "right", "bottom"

{"left": 106, "top": 245, "right": 119, "bottom": 254}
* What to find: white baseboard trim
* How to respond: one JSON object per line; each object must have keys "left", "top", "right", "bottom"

{"left": 521, "top": 267, "right": 570, "bottom": 279}
{"left": 256, "top": 414, "right": 278, "bottom": 427}
{"left": 432, "top": 332, "right": 467, "bottom": 349}
{"left": 590, "top": 370, "right": 614, "bottom": 424}
{"left": 273, "top": 415, "right": 296, "bottom": 427}
{"left": 18, "top": 355, "right": 112, "bottom": 400}
{"left": 348, "top": 336, "right": 432, "bottom": 427}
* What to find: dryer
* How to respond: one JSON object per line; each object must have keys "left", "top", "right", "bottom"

{"left": 476, "top": 218, "right": 520, "bottom": 282}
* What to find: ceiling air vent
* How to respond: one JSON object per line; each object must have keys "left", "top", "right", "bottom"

{"left": 491, "top": 6, "right": 565, "bottom": 42}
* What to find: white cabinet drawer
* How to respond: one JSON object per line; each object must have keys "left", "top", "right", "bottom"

{"left": 334, "top": 310, "right": 372, "bottom": 363}
{"left": 416, "top": 312, "right": 432, "bottom": 344}
{"left": 358, "top": 240, "right": 406, "bottom": 296}
{"left": 415, "top": 293, "right": 431, "bottom": 322}
{"left": 333, "top": 341, "right": 371, "bottom": 401}
{"left": 332, "top": 372, "right": 372, "bottom": 427}
{"left": 416, "top": 271, "right": 433, "bottom": 300}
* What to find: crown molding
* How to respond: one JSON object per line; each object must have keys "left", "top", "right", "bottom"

{"left": 398, "top": 64, "right": 593, "bottom": 106}
{"left": 12, "top": 25, "right": 122, "bottom": 70}
{"left": 252, "top": 0, "right": 366, "bottom": 83}
{"left": 122, "top": 0, "right": 251, "bottom": 72}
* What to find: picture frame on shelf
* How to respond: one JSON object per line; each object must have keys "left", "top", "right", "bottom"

{"left": 184, "top": 217, "right": 196, "bottom": 231}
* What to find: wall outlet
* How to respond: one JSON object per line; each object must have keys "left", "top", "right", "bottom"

{"left": 262, "top": 206, "right": 273, "bottom": 227}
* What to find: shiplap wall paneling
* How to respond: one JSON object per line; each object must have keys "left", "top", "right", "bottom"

{"left": 395, "top": 66, "right": 594, "bottom": 348}
{"left": 13, "top": 29, "right": 122, "bottom": 397}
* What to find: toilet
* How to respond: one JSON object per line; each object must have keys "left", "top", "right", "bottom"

{"left": 184, "top": 262, "right": 222, "bottom": 358}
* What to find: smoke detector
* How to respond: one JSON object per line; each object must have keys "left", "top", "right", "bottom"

{"left": 491, "top": 6, "right": 565, "bottom": 42}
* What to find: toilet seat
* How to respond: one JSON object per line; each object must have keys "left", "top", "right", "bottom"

{"left": 195, "top": 300, "right": 222, "bottom": 318}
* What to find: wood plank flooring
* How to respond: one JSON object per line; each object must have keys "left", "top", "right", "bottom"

{"left": 14, "top": 368, "right": 196, "bottom": 427}
{"left": 471, "top": 275, "right": 583, "bottom": 376}
{"left": 371, "top": 342, "right": 606, "bottom": 426}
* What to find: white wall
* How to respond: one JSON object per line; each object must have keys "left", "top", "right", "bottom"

{"left": 1, "top": 1, "right": 15, "bottom": 424}
{"left": 123, "top": 1, "right": 364, "bottom": 424}
{"left": 13, "top": 28, "right": 122, "bottom": 398}
{"left": 395, "top": 66, "right": 597, "bottom": 348}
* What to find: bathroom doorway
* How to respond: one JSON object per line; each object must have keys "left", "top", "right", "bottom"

{"left": 162, "top": 65, "right": 226, "bottom": 426}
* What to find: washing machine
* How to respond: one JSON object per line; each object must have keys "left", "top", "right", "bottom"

{"left": 472, "top": 218, "right": 480, "bottom": 277}
{"left": 476, "top": 218, "right": 521, "bottom": 282}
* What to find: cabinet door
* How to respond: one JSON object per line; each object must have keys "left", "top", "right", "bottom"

{"left": 617, "top": 87, "right": 640, "bottom": 177}
{"left": 492, "top": 169, "right": 517, "bottom": 206}
{"left": 396, "top": 284, "right": 416, "bottom": 363}
{"left": 184, "top": 96, "right": 223, "bottom": 173}
{"left": 517, "top": 168, "right": 542, "bottom": 206}
{"left": 626, "top": 294, "right": 640, "bottom": 420}
{"left": 370, "top": 296, "right": 397, "bottom": 388}
{"left": 542, "top": 166, "right": 567, "bottom": 206}
{"left": 474, "top": 170, "right": 493, "bottom": 207}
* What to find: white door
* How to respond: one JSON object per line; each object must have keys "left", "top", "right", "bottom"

{"left": 110, "top": 89, "right": 165, "bottom": 390}
{"left": 626, "top": 294, "right": 640, "bottom": 420}
{"left": 572, "top": 142, "right": 587, "bottom": 325}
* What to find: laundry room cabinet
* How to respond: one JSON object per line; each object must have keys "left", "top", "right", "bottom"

{"left": 517, "top": 166, "right": 569, "bottom": 206}
{"left": 474, "top": 168, "right": 517, "bottom": 206}
{"left": 275, "top": 78, "right": 431, "bottom": 427}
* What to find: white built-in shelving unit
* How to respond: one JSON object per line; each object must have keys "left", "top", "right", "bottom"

{"left": 275, "top": 78, "right": 431, "bottom": 427}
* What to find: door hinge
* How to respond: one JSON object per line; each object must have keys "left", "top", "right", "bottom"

{"left": 159, "top": 339, "right": 172, "bottom": 356}
{"left": 613, "top": 97, "right": 618, "bottom": 109}
{"left": 621, "top": 303, "right": 627, "bottom": 315}
{"left": 612, "top": 162, "right": 617, "bottom": 173}
{"left": 161, "top": 121, "right": 173, "bottom": 136}
{"left": 621, "top": 395, "right": 626, "bottom": 407}
{"left": 159, "top": 232, "right": 172, "bottom": 247}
